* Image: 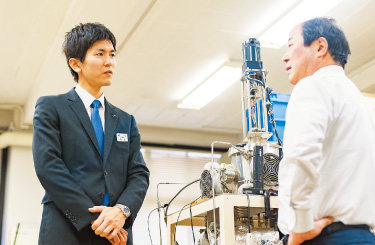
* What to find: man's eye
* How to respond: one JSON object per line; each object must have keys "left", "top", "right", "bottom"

{"left": 96, "top": 53, "right": 103, "bottom": 56}
{"left": 111, "top": 53, "right": 116, "bottom": 57}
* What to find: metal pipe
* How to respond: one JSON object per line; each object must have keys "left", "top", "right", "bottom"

{"left": 247, "top": 79, "right": 252, "bottom": 136}
{"left": 156, "top": 184, "right": 162, "bottom": 245}
{"left": 257, "top": 88, "right": 261, "bottom": 131}
{"left": 240, "top": 77, "right": 247, "bottom": 139}
{"left": 262, "top": 71, "right": 269, "bottom": 133}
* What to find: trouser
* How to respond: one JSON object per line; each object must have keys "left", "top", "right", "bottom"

{"left": 39, "top": 202, "right": 133, "bottom": 245}
{"left": 281, "top": 222, "right": 375, "bottom": 245}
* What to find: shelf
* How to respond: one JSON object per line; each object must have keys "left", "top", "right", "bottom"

{"left": 166, "top": 193, "right": 279, "bottom": 245}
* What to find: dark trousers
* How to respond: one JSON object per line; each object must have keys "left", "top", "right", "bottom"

{"left": 39, "top": 202, "right": 133, "bottom": 245}
{"left": 304, "top": 229, "right": 375, "bottom": 245}
{"left": 282, "top": 222, "right": 375, "bottom": 245}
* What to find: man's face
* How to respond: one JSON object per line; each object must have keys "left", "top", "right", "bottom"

{"left": 78, "top": 39, "right": 116, "bottom": 90}
{"left": 282, "top": 25, "right": 315, "bottom": 85}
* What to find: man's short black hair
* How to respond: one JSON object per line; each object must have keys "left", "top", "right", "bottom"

{"left": 302, "top": 17, "right": 351, "bottom": 68}
{"left": 62, "top": 22, "right": 116, "bottom": 82}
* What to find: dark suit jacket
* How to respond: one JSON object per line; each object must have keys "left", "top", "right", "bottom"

{"left": 33, "top": 88, "right": 150, "bottom": 244}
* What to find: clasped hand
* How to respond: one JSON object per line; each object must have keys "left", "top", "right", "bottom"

{"left": 89, "top": 206, "right": 127, "bottom": 244}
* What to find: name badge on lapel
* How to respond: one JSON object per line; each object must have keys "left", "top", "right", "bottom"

{"left": 116, "top": 133, "right": 128, "bottom": 142}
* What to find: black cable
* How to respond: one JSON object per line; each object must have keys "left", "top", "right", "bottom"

{"left": 266, "top": 87, "right": 282, "bottom": 146}
{"left": 173, "top": 196, "right": 201, "bottom": 245}
{"left": 148, "top": 207, "right": 159, "bottom": 245}
{"left": 259, "top": 60, "right": 282, "bottom": 147}
{"left": 165, "top": 179, "right": 200, "bottom": 216}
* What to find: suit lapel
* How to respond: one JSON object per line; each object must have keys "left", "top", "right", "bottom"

{"left": 103, "top": 99, "right": 118, "bottom": 164}
{"left": 67, "top": 88, "right": 102, "bottom": 158}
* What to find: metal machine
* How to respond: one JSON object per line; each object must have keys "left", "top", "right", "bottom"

{"left": 234, "top": 38, "right": 282, "bottom": 195}
{"left": 197, "top": 38, "right": 282, "bottom": 245}
{"left": 200, "top": 38, "right": 282, "bottom": 198}
{"left": 159, "top": 38, "right": 283, "bottom": 245}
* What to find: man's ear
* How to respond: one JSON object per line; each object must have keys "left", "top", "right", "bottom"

{"left": 316, "top": 37, "right": 329, "bottom": 59}
{"left": 69, "top": 58, "right": 81, "bottom": 73}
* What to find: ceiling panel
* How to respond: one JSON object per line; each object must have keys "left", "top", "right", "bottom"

{"left": 0, "top": 0, "right": 374, "bottom": 145}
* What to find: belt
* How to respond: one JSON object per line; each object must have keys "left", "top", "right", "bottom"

{"left": 281, "top": 222, "right": 371, "bottom": 244}
{"left": 320, "top": 221, "right": 370, "bottom": 236}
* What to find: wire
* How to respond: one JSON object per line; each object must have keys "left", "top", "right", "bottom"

{"left": 148, "top": 207, "right": 159, "bottom": 245}
{"left": 174, "top": 203, "right": 189, "bottom": 245}
{"left": 265, "top": 87, "right": 282, "bottom": 146}
{"left": 13, "top": 223, "right": 20, "bottom": 245}
{"left": 157, "top": 182, "right": 187, "bottom": 245}
{"left": 189, "top": 203, "right": 195, "bottom": 244}
{"left": 173, "top": 196, "right": 201, "bottom": 245}
{"left": 245, "top": 72, "right": 265, "bottom": 87}
{"left": 246, "top": 192, "right": 251, "bottom": 233}
{"left": 165, "top": 178, "right": 200, "bottom": 216}
{"left": 248, "top": 77, "right": 264, "bottom": 87}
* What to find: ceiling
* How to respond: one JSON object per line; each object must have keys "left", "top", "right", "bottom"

{"left": 0, "top": 0, "right": 374, "bottom": 146}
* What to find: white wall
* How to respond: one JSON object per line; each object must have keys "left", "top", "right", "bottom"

{"left": 2, "top": 146, "right": 44, "bottom": 245}
{"left": 0, "top": 130, "right": 232, "bottom": 245}
{"left": 0, "top": 145, "right": 222, "bottom": 245}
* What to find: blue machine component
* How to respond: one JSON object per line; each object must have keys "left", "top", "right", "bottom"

{"left": 235, "top": 37, "right": 286, "bottom": 196}
{"left": 242, "top": 38, "right": 263, "bottom": 74}
{"left": 245, "top": 99, "right": 265, "bottom": 133}
{"left": 241, "top": 38, "right": 270, "bottom": 142}
{"left": 244, "top": 93, "right": 290, "bottom": 144}
{"left": 242, "top": 38, "right": 290, "bottom": 145}
{"left": 267, "top": 92, "right": 290, "bottom": 143}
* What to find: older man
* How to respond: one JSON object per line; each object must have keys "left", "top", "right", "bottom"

{"left": 278, "top": 17, "right": 375, "bottom": 244}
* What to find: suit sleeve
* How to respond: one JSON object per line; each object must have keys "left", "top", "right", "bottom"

{"left": 33, "top": 96, "right": 99, "bottom": 231}
{"left": 116, "top": 115, "right": 150, "bottom": 228}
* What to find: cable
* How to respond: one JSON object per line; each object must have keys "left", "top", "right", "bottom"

{"left": 13, "top": 223, "right": 20, "bottom": 245}
{"left": 189, "top": 203, "right": 196, "bottom": 244}
{"left": 165, "top": 179, "right": 200, "bottom": 216}
{"left": 173, "top": 203, "right": 189, "bottom": 245}
{"left": 265, "top": 87, "right": 282, "bottom": 146}
{"left": 157, "top": 182, "right": 187, "bottom": 245}
{"left": 246, "top": 192, "right": 251, "bottom": 233}
{"left": 148, "top": 207, "right": 159, "bottom": 245}
{"left": 244, "top": 68, "right": 265, "bottom": 88}
{"left": 245, "top": 73, "right": 265, "bottom": 87}
{"left": 173, "top": 196, "right": 201, "bottom": 245}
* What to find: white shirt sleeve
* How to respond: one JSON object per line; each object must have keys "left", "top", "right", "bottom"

{"left": 278, "top": 77, "right": 332, "bottom": 233}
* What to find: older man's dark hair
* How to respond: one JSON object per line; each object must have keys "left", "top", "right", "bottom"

{"left": 62, "top": 22, "right": 117, "bottom": 82}
{"left": 302, "top": 17, "right": 351, "bottom": 68}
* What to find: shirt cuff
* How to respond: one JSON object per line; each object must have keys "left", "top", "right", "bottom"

{"left": 292, "top": 209, "right": 314, "bottom": 233}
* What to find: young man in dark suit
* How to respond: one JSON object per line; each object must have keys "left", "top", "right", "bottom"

{"left": 33, "top": 23, "right": 150, "bottom": 245}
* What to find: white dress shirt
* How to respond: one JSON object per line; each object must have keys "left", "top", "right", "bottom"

{"left": 75, "top": 84, "right": 105, "bottom": 131}
{"left": 278, "top": 65, "right": 375, "bottom": 234}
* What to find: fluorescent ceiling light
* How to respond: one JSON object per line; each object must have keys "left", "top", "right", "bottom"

{"left": 259, "top": 0, "right": 344, "bottom": 49}
{"left": 178, "top": 62, "right": 242, "bottom": 110}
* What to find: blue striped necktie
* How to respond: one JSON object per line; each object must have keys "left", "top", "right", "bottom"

{"left": 91, "top": 100, "right": 109, "bottom": 206}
